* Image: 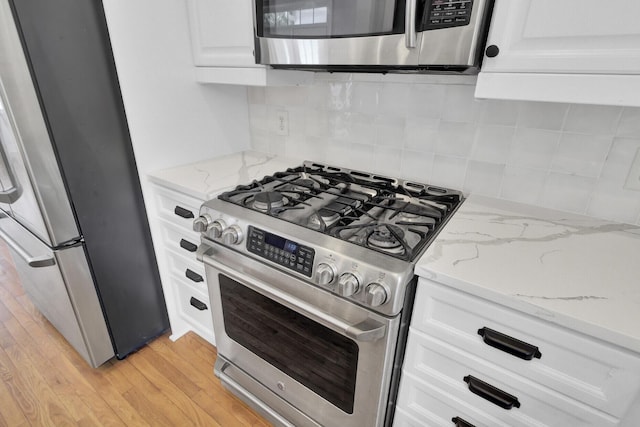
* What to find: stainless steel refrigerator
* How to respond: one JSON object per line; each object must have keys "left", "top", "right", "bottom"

{"left": 0, "top": 0, "right": 169, "bottom": 367}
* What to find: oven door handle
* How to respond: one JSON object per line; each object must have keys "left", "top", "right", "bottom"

{"left": 199, "top": 244, "right": 387, "bottom": 343}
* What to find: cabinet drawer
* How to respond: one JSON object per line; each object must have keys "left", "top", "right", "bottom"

{"left": 395, "top": 373, "right": 511, "bottom": 427}
{"left": 174, "top": 275, "right": 215, "bottom": 345}
{"left": 157, "top": 218, "right": 201, "bottom": 260}
{"left": 153, "top": 185, "right": 204, "bottom": 231}
{"left": 401, "top": 330, "right": 617, "bottom": 427}
{"left": 412, "top": 278, "right": 640, "bottom": 418}
{"left": 164, "top": 249, "right": 206, "bottom": 291}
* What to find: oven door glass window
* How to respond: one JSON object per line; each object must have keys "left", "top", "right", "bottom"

{"left": 219, "top": 274, "right": 359, "bottom": 413}
{"left": 257, "top": 0, "right": 408, "bottom": 38}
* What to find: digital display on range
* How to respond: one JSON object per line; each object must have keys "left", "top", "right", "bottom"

{"left": 265, "top": 233, "right": 298, "bottom": 253}
{"left": 247, "top": 226, "right": 314, "bottom": 277}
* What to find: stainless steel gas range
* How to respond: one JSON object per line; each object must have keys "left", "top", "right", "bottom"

{"left": 194, "top": 161, "right": 463, "bottom": 427}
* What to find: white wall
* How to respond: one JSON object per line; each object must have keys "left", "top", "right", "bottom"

{"left": 247, "top": 73, "right": 640, "bottom": 225}
{"left": 102, "top": 0, "right": 251, "bottom": 177}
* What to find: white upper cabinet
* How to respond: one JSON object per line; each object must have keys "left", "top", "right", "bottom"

{"left": 186, "top": 0, "right": 311, "bottom": 85}
{"left": 475, "top": 0, "right": 640, "bottom": 106}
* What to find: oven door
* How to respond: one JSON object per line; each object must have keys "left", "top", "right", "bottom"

{"left": 255, "top": 0, "right": 422, "bottom": 66}
{"left": 200, "top": 242, "right": 400, "bottom": 427}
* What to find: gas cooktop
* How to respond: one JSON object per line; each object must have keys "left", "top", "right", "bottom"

{"left": 216, "top": 161, "right": 463, "bottom": 263}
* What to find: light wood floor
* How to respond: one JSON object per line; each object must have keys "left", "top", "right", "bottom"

{"left": 0, "top": 241, "right": 271, "bottom": 427}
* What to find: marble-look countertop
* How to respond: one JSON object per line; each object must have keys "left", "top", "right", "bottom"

{"left": 416, "top": 195, "right": 640, "bottom": 353}
{"left": 147, "top": 151, "right": 302, "bottom": 200}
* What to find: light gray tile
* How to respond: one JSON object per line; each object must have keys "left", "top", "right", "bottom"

{"left": 405, "top": 117, "right": 439, "bottom": 152}
{"left": 291, "top": 136, "right": 327, "bottom": 161}
{"left": 463, "top": 161, "right": 504, "bottom": 197}
{"left": 441, "top": 85, "right": 482, "bottom": 123}
{"left": 349, "top": 113, "right": 378, "bottom": 145}
{"left": 406, "top": 84, "right": 446, "bottom": 119}
{"left": 479, "top": 99, "right": 520, "bottom": 126}
{"left": 616, "top": 107, "right": 640, "bottom": 138}
{"left": 248, "top": 104, "right": 268, "bottom": 131}
{"left": 250, "top": 129, "right": 270, "bottom": 153}
{"left": 347, "top": 143, "right": 375, "bottom": 171}
{"left": 508, "top": 128, "right": 560, "bottom": 170}
{"left": 351, "top": 82, "right": 379, "bottom": 115}
{"left": 551, "top": 133, "right": 613, "bottom": 177}
{"left": 265, "top": 86, "right": 306, "bottom": 106}
{"left": 586, "top": 188, "right": 640, "bottom": 224}
{"left": 325, "top": 139, "right": 353, "bottom": 167}
{"left": 304, "top": 108, "right": 329, "bottom": 138}
{"left": 436, "top": 121, "right": 475, "bottom": 157}
{"left": 374, "top": 115, "right": 406, "bottom": 147}
{"left": 471, "top": 125, "right": 515, "bottom": 164}
{"left": 379, "top": 83, "right": 410, "bottom": 116}
{"left": 326, "top": 82, "right": 353, "bottom": 111}
{"left": 430, "top": 155, "right": 468, "bottom": 190}
{"left": 500, "top": 166, "right": 547, "bottom": 205}
{"left": 563, "top": 104, "right": 622, "bottom": 134}
{"left": 401, "top": 150, "right": 435, "bottom": 182}
{"left": 517, "top": 102, "right": 569, "bottom": 131}
{"left": 597, "top": 138, "right": 640, "bottom": 189}
{"left": 327, "top": 111, "right": 353, "bottom": 141}
{"left": 538, "top": 172, "right": 596, "bottom": 214}
{"left": 374, "top": 146, "right": 402, "bottom": 175}
{"left": 247, "top": 87, "right": 266, "bottom": 104}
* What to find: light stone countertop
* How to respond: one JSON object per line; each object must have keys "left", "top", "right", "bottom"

{"left": 147, "top": 150, "right": 303, "bottom": 201}
{"left": 416, "top": 195, "right": 640, "bottom": 353}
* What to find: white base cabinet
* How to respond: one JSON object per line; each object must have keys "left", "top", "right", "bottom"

{"left": 476, "top": 0, "right": 640, "bottom": 106}
{"left": 149, "top": 184, "right": 215, "bottom": 345}
{"left": 395, "top": 278, "right": 640, "bottom": 426}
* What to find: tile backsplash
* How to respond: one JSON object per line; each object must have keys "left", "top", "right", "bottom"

{"left": 247, "top": 73, "right": 640, "bottom": 225}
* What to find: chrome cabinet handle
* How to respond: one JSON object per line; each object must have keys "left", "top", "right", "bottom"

{"left": 201, "top": 244, "right": 387, "bottom": 343}
{"left": 0, "top": 226, "right": 55, "bottom": 267}
{"left": 405, "top": 0, "right": 417, "bottom": 48}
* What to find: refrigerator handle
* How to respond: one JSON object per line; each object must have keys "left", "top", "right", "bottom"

{"left": 0, "top": 226, "right": 55, "bottom": 267}
{"left": 0, "top": 133, "right": 21, "bottom": 203}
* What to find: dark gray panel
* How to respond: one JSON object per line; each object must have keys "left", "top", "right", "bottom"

{"left": 11, "top": 0, "right": 169, "bottom": 357}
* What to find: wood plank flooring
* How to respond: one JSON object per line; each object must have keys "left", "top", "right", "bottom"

{"left": 0, "top": 241, "right": 271, "bottom": 427}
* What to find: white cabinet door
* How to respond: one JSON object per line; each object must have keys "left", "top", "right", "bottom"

{"left": 476, "top": 0, "right": 640, "bottom": 106}
{"left": 187, "top": 0, "right": 260, "bottom": 68}
{"left": 482, "top": 0, "right": 640, "bottom": 74}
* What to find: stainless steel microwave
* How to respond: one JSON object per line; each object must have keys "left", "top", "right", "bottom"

{"left": 253, "top": 0, "right": 493, "bottom": 72}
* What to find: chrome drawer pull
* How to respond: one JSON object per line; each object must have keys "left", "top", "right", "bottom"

{"left": 463, "top": 375, "right": 520, "bottom": 410}
{"left": 452, "top": 416, "right": 475, "bottom": 427}
{"left": 478, "top": 327, "right": 542, "bottom": 360}
{"left": 174, "top": 205, "right": 194, "bottom": 219}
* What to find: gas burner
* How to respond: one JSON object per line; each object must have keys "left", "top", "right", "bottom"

{"left": 367, "top": 224, "right": 405, "bottom": 254}
{"left": 308, "top": 208, "right": 340, "bottom": 230}
{"left": 253, "top": 191, "right": 288, "bottom": 212}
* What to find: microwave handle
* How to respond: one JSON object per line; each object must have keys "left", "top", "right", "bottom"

{"left": 405, "top": 0, "right": 417, "bottom": 48}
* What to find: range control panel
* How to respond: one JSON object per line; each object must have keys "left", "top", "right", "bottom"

{"left": 247, "top": 226, "right": 315, "bottom": 277}
{"left": 422, "top": 0, "right": 474, "bottom": 30}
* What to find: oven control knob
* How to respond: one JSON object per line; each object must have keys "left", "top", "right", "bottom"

{"left": 209, "top": 219, "right": 226, "bottom": 239}
{"left": 192, "top": 214, "right": 212, "bottom": 233}
{"left": 365, "top": 283, "right": 388, "bottom": 307}
{"left": 221, "top": 225, "right": 243, "bottom": 245}
{"left": 337, "top": 273, "right": 360, "bottom": 297}
{"left": 316, "top": 263, "right": 336, "bottom": 286}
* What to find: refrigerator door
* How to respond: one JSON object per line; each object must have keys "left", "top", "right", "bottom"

{"left": 0, "top": 0, "right": 80, "bottom": 247}
{"left": 0, "top": 211, "right": 114, "bottom": 367}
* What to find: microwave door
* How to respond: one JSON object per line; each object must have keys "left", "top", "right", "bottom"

{"left": 256, "top": 0, "right": 422, "bottom": 66}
